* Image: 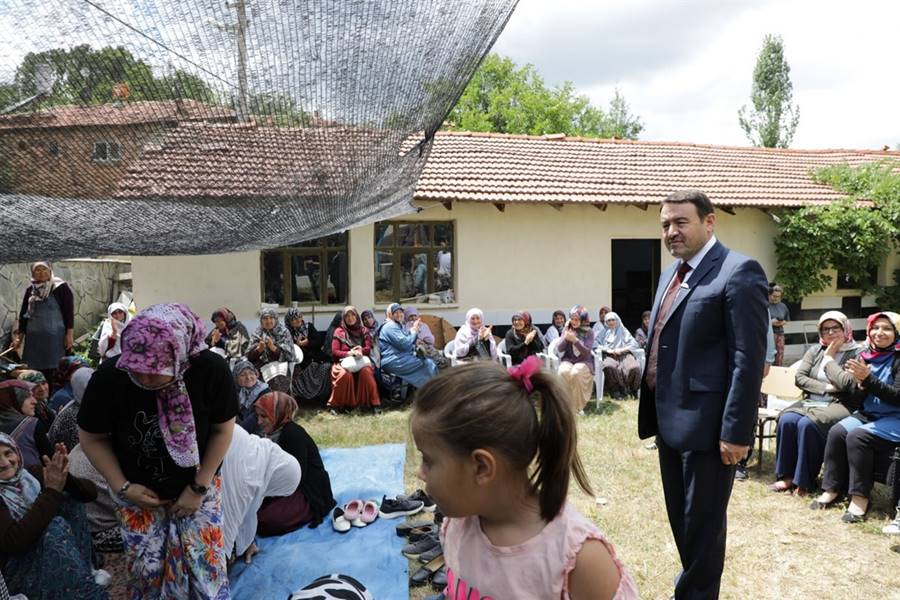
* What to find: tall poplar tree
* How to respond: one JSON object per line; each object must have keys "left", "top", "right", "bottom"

{"left": 738, "top": 34, "right": 800, "bottom": 148}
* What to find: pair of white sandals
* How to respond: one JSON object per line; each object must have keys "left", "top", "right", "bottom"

{"left": 332, "top": 499, "right": 379, "bottom": 533}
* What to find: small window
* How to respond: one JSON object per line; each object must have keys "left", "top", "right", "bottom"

{"left": 836, "top": 267, "right": 877, "bottom": 290}
{"left": 374, "top": 220, "right": 454, "bottom": 304}
{"left": 17, "top": 140, "right": 27, "bottom": 151}
{"left": 47, "top": 141, "right": 59, "bottom": 157}
{"left": 92, "top": 141, "right": 121, "bottom": 163}
{"left": 261, "top": 232, "right": 349, "bottom": 306}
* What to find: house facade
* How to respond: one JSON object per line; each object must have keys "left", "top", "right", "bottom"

{"left": 124, "top": 131, "right": 900, "bottom": 362}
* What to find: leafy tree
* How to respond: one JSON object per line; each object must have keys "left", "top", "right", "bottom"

{"left": 0, "top": 83, "right": 18, "bottom": 111}
{"left": 10, "top": 44, "right": 215, "bottom": 108}
{"left": 445, "top": 54, "right": 643, "bottom": 139}
{"left": 774, "top": 161, "right": 900, "bottom": 301}
{"left": 738, "top": 34, "right": 799, "bottom": 148}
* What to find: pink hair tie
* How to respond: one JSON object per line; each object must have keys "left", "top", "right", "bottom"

{"left": 508, "top": 355, "right": 541, "bottom": 394}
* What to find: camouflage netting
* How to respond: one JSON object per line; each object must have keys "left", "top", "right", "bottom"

{"left": 0, "top": 0, "right": 517, "bottom": 261}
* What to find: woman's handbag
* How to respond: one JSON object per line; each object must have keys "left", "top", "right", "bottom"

{"left": 340, "top": 355, "right": 372, "bottom": 373}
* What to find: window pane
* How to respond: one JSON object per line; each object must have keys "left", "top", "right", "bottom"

{"left": 291, "top": 254, "right": 321, "bottom": 302}
{"left": 326, "top": 250, "right": 348, "bottom": 304}
{"left": 397, "top": 223, "right": 427, "bottom": 247}
{"left": 375, "top": 251, "right": 394, "bottom": 302}
{"left": 375, "top": 223, "right": 393, "bottom": 247}
{"left": 399, "top": 252, "right": 428, "bottom": 300}
{"left": 434, "top": 248, "right": 452, "bottom": 292}
{"left": 109, "top": 143, "right": 121, "bottom": 160}
{"left": 92, "top": 142, "right": 107, "bottom": 161}
{"left": 262, "top": 252, "right": 285, "bottom": 305}
{"left": 434, "top": 223, "right": 453, "bottom": 246}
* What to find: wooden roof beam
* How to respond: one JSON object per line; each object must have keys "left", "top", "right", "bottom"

{"left": 441, "top": 200, "right": 452, "bottom": 211}
{"left": 493, "top": 202, "right": 505, "bottom": 212}
{"left": 593, "top": 203, "right": 607, "bottom": 211}
{"left": 719, "top": 206, "right": 736, "bottom": 215}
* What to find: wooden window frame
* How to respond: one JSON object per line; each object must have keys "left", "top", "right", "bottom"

{"left": 260, "top": 232, "right": 349, "bottom": 307}
{"left": 91, "top": 140, "right": 121, "bottom": 163}
{"left": 373, "top": 220, "right": 454, "bottom": 304}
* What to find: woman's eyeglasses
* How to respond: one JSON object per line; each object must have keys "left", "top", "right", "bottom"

{"left": 820, "top": 325, "right": 843, "bottom": 334}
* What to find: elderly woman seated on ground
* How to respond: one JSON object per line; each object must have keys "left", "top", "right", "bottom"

{"left": 454, "top": 308, "right": 497, "bottom": 362}
{"left": 504, "top": 311, "right": 545, "bottom": 365}
{"left": 595, "top": 312, "right": 642, "bottom": 399}
{"left": 48, "top": 368, "right": 95, "bottom": 451}
{"left": 811, "top": 312, "right": 900, "bottom": 523}
{"left": 247, "top": 308, "right": 295, "bottom": 393}
{"left": 770, "top": 311, "right": 861, "bottom": 496}
{"left": 48, "top": 356, "right": 88, "bottom": 412}
{"left": 221, "top": 424, "right": 301, "bottom": 565}
{"left": 207, "top": 307, "right": 251, "bottom": 360}
{"left": 379, "top": 303, "right": 438, "bottom": 389}
{"left": 17, "top": 370, "right": 55, "bottom": 427}
{"left": 232, "top": 359, "right": 270, "bottom": 433}
{"left": 254, "top": 392, "right": 336, "bottom": 533}
{"left": 0, "top": 435, "right": 109, "bottom": 599}
{"left": 0, "top": 380, "right": 52, "bottom": 468}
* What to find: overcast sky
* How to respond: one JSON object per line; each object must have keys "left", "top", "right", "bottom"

{"left": 492, "top": 0, "right": 900, "bottom": 150}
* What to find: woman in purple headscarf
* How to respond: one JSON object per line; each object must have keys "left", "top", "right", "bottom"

{"left": 78, "top": 303, "right": 238, "bottom": 599}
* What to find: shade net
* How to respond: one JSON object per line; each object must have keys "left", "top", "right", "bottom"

{"left": 0, "top": 0, "right": 517, "bottom": 261}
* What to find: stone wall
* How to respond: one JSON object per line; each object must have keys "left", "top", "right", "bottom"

{"left": 0, "top": 260, "right": 131, "bottom": 348}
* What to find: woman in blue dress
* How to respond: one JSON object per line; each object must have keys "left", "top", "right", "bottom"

{"left": 378, "top": 303, "right": 437, "bottom": 389}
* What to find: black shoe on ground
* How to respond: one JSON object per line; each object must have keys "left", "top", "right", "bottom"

{"left": 379, "top": 495, "right": 425, "bottom": 519}
{"left": 402, "top": 533, "right": 440, "bottom": 558}
{"left": 431, "top": 565, "right": 448, "bottom": 590}
{"left": 399, "top": 489, "right": 436, "bottom": 512}
{"left": 410, "top": 564, "right": 433, "bottom": 587}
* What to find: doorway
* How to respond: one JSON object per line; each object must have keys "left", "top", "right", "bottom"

{"left": 611, "top": 239, "right": 661, "bottom": 333}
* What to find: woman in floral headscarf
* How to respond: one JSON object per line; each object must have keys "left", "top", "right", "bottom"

{"left": 248, "top": 308, "right": 295, "bottom": 394}
{"left": 554, "top": 305, "right": 595, "bottom": 415}
{"left": 0, "top": 433, "right": 108, "bottom": 599}
{"left": 12, "top": 262, "right": 75, "bottom": 383}
{"left": 770, "top": 311, "right": 862, "bottom": 495}
{"left": 327, "top": 306, "right": 380, "bottom": 412}
{"left": 17, "top": 369, "right": 55, "bottom": 427}
{"left": 813, "top": 311, "right": 900, "bottom": 523}
{"left": 78, "top": 303, "right": 238, "bottom": 599}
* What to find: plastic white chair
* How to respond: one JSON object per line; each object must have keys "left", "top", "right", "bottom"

{"left": 496, "top": 339, "right": 512, "bottom": 368}
{"left": 288, "top": 344, "right": 304, "bottom": 379}
{"left": 590, "top": 349, "right": 606, "bottom": 408}
{"left": 539, "top": 338, "right": 562, "bottom": 371}
{"left": 443, "top": 340, "right": 461, "bottom": 367}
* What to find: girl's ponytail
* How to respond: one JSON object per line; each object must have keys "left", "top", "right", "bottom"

{"left": 530, "top": 369, "right": 594, "bottom": 521}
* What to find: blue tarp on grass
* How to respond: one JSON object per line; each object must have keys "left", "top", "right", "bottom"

{"left": 229, "top": 443, "right": 409, "bottom": 599}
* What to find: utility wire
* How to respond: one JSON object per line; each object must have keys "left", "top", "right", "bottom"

{"left": 79, "top": 0, "right": 237, "bottom": 89}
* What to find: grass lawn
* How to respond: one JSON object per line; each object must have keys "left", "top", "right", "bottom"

{"left": 299, "top": 400, "right": 900, "bottom": 600}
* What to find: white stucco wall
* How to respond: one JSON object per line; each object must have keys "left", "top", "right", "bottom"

{"left": 130, "top": 202, "right": 895, "bottom": 331}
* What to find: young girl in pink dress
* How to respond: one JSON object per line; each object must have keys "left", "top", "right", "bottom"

{"left": 411, "top": 356, "right": 639, "bottom": 600}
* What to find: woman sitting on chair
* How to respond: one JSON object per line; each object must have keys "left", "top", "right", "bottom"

{"left": 543, "top": 309, "right": 566, "bottom": 346}
{"left": 403, "top": 307, "right": 447, "bottom": 368}
{"left": 327, "top": 307, "right": 381, "bottom": 413}
{"left": 379, "top": 303, "right": 437, "bottom": 389}
{"left": 504, "top": 311, "right": 545, "bottom": 365}
{"left": 453, "top": 308, "right": 496, "bottom": 362}
{"left": 812, "top": 312, "right": 900, "bottom": 522}
{"left": 597, "top": 312, "right": 641, "bottom": 399}
{"left": 770, "top": 311, "right": 861, "bottom": 495}
{"left": 555, "top": 305, "right": 595, "bottom": 415}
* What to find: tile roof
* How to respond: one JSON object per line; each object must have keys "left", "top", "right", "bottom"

{"left": 418, "top": 132, "right": 900, "bottom": 208}
{"left": 0, "top": 99, "right": 233, "bottom": 131}
{"left": 114, "top": 125, "right": 900, "bottom": 207}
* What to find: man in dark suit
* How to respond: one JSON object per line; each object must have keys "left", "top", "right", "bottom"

{"left": 639, "top": 190, "right": 768, "bottom": 600}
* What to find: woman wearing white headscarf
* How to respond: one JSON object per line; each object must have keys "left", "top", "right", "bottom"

{"left": 220, "top": 425, "right": 301, "bottom": 563}
{"left": 97, "top": 302, "right": 131, "bottom": 363}
{"left": 597, "top": 312, "right": 641, "bottom": 399}
{"left": 453, "top": 308, "right": 496, "bottom": 361}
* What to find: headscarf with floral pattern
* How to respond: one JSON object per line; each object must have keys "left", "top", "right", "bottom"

{"left": 117, "top": 303, "right": 208, "bottom": 467}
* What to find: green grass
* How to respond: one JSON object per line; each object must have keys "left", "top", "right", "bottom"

{"left": 297, "top": 401, "right": 900, "bottom": 600}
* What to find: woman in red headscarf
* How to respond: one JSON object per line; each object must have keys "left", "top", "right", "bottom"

{"left": 327, "top": 306, "right": 381, "bottom": 413}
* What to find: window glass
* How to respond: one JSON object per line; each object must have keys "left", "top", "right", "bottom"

{"left": 374, "top": 251, "right": 394, "bottom": 303}
{"left": 375, "top": 223, "right": 393, "bottom": 247}
{"left": 326, "top": 250, "right": 347, "bottom": 304}
{"left": 373, "top": 221, "right": 454, "bottom": 303}
{"left": 261, "top": 232, "right": 349, "bottom": 306}
{"left": 262, "top": 252, "right": 285, "bottom": 305}
{"left": 291, "top": 255, "right": 321, "bottom": 302}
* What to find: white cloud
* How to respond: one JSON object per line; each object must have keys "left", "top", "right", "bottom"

{"left": 493, "top": 0, "right": 900, "bottom": 149}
